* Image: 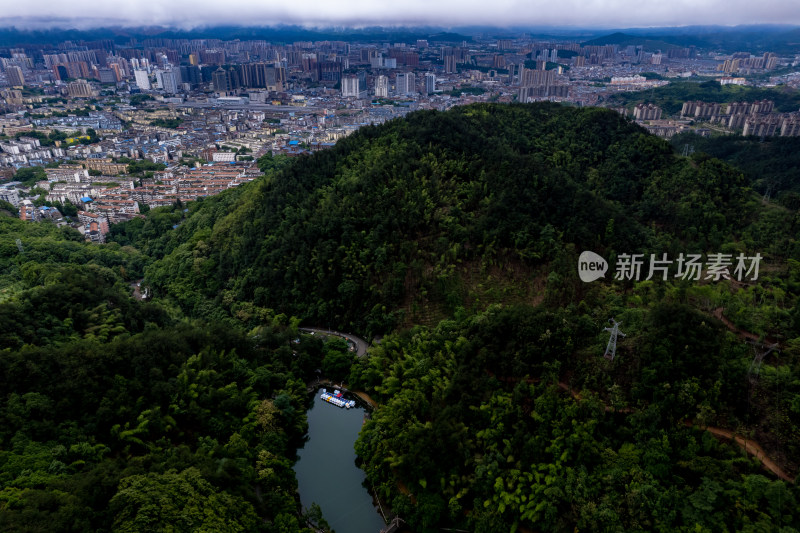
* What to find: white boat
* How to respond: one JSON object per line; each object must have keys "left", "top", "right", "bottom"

{"left": 320, "top": 388, "right": 356, "bottom": 408}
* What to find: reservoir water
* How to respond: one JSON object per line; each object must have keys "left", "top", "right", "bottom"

{"left": 295, "top": 389, "right": 386, "bottom": 533}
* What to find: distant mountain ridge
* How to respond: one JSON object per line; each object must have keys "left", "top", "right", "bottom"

{"left": 1, "top": 22, "right": 799, "bottom": 50}
{"left": 0, "top": 24, "right": 472, "bottom": 46}
{"left": 582, "top": 26, "right": 800, "bottom": 52}
{"left": 581, "top": 32, "right": 700, "bottom": 51}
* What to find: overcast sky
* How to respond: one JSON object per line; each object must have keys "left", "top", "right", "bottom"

{"left": 3, "top": 0, "right": 800, "bottom": 31}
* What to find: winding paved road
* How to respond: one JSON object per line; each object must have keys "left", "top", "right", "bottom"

{"left": 299, "top": 327, "right": 369, "bottom": 357}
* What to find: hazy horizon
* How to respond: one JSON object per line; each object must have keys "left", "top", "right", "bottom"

{"left": 3, "top": 0, "right": 800, "bottom": 32}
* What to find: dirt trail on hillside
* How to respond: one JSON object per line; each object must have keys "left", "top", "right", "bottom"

{"left": 488, "top": 371, "right": 795, "bottom": 482}
{"left": 683, "top": 421, "right": 794, "bottom": 482}
{"left": 712, "top": 307, "right": 779, "bottom": 346}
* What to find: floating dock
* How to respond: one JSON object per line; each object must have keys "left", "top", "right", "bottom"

{"left": 321, "top": 388, "right": 356, "bottom": 409}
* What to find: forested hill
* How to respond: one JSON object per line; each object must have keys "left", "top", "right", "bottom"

{"left": 133, "top": 103, "right": 770, "bottom": 336}
{"left": 669, "top": 132, "right": 800, "bottom": 205}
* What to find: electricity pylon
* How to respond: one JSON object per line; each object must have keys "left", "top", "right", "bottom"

{"left": 603, "top": 318, "right": 625, "bottom": 361}
{"left": 748, "top": 342, "right": 778, "bottom": 384}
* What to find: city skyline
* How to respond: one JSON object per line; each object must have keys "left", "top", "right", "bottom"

{"left": 3, "top": 0, "right": 800, "bottom": 31}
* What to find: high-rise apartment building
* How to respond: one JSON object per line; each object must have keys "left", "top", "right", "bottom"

{"left": 444, "top": 55, "right": 457, "bottom": 74}
{"left": 424, "top": 73, "right": 436, "bottom": 95}
{"left": 160, "top": 69, "right": 179, "bottom": 94}
{"left": 66, "top": 80, "right": 94, "bottom": 98}
{"left": 108, "top": 61, "right": 126, "bottom": 80}
{"left": 633, "top": 103, "right": 662, "bottom": 121}
{"left": 238, "top": 63, "right": 285, "bottom": 90}
{"left": 341, "top": 76, "right": 361, "bottom": 97}
{"left": 318, "top": 61, "right": 342, "bottom": 83}
{"left": 179, "top": 65, "right": 202, "bottom": 88}
{"left": 519, "top": 66, "right": 554, "bottom": 87}
{"left": 97, "top": 68, "right": 117, "bottom": 84}
{"left": 395, "top": 72, "right": 415, "bottom": 96}
{"left": 6, "top": 65, "right": 24, "bottom": 87}
{"left": 134, "top": 70, "right": 151, "bottom": 90}
{"left": 211, "top": 67, "right": 240, "bottom": 93}
{"left": 374, "top": 75, "right": 388, "bottom": 97}
{"left": 497, "top": 39, "right": 513, "bottom": 50}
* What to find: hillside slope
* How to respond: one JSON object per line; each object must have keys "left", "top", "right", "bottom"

{"left": 143, "top": 103, "right": 766, "bottom": 335}
{"left": 0, "top": 212, "right": 328, "bottom": 532}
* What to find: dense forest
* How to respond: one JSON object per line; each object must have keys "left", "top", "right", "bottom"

{"left": 0, "top": 218, "right": 347, "bottom": 532}
{"left": 351, "top": 298, "right": 800, "bottom": 532}
{"left": 352, "top": 303, "right": 800, "bottom": 532}
{"left": 3, "top": 103, "right": 800, "bottom": 531}
{"left": 669, "top": 132, "right": 800, "bottom": 206}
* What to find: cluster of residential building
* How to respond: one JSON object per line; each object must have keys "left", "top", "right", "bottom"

{"left": 718, "top": 53, "right": 779, "bottom": 74}
{"left": 625, "top": 98, "right": 800, "bottom": 138}
{"left": 0, "top": 135, "right": 65, "bottom": 164}
{"left": 8, "top": 159, "right": 263, "bottom": 242}
{"left": 678, "top": 99, "right": 800, "bottom": 136}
